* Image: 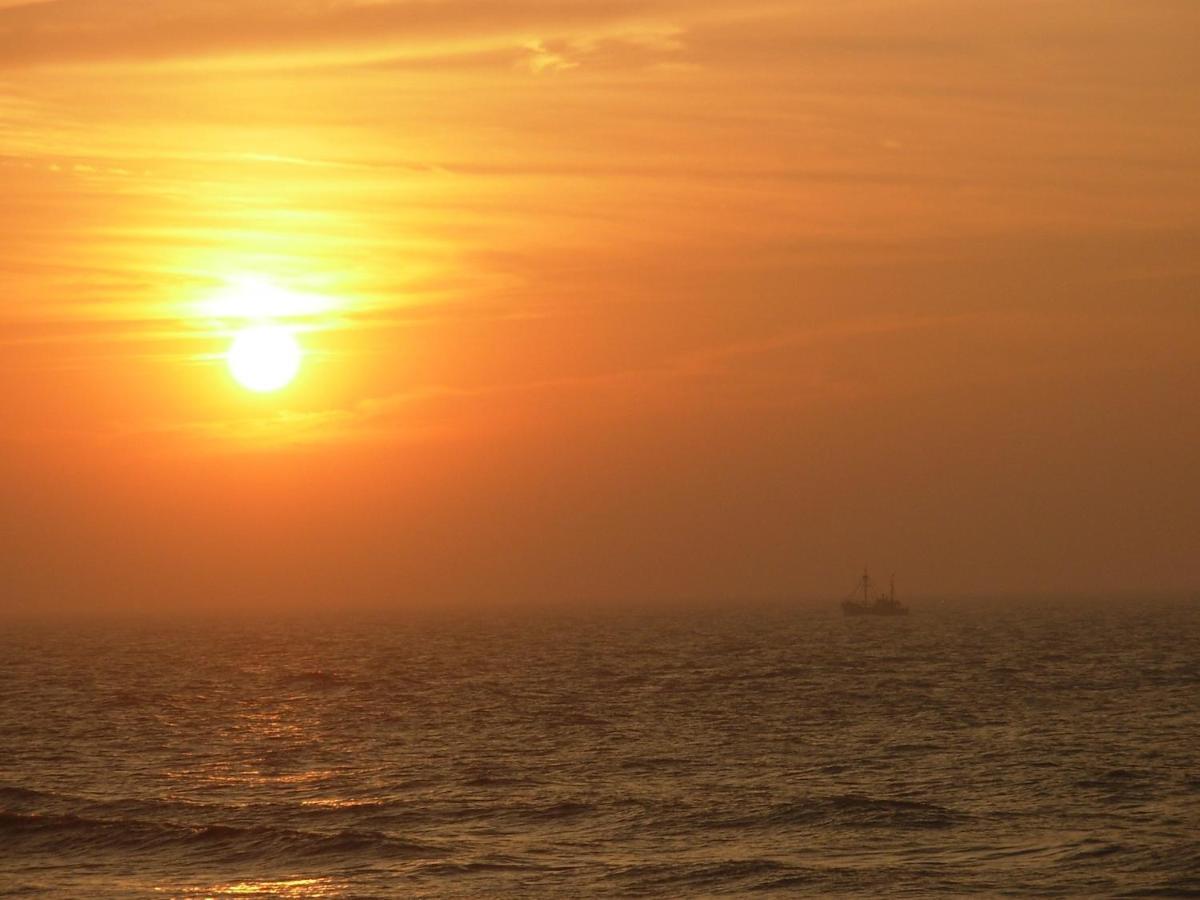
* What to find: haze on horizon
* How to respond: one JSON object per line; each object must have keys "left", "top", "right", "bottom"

{"left": 1, "top": 0, "right": 1197, "bottom": 613}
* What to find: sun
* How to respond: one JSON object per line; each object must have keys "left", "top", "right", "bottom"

{"left": 226, "top": 325, "right": 303, "bottom": 393}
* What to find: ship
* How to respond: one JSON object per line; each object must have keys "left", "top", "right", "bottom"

{"left": 840, "top": 567, "right": 908, "bottom": 616}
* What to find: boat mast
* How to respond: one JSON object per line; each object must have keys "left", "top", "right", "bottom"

{"left": 862, "top": 565, "right": 870, "bottom": 605}
{"left": 890, "top": 574, "right": 895, "bottom": 604}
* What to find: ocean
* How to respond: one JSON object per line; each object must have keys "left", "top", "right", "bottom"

{"left": 2, "top": 599, "right": 1198, "bottom": 897}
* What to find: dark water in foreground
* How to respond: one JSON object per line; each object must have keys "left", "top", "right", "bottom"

{"left": 2, "top": 600, "right": 1199, "bottom": 898}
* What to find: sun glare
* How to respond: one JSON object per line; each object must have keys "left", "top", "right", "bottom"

{"left": 205, "top": 276, "right": 333, "bottom": 320}
{"left": 226, "top": 325, "right": 303, "bottom": 393}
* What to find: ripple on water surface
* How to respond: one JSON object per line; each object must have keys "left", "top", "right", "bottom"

{"left": 1, "top": 600, "right": 1198, "bottom": 897}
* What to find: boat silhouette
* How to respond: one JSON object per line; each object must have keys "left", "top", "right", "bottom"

{"left": 841, "top": 567, "right": 908, "bottom": 616}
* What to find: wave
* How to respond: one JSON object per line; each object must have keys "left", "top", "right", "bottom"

{"left": 505, "top": 800, "right": 594, "bottom": 823}
{"left": 1076, "top": 768, "right": 1149, "bottom": 786}
{"left": 277, "top": 670, "right": 348, "bottom": 689}
{"left": 1057, "top": 839, "right": 1125, "bottom": 862}
{"left": 546, "top": 711, "right": 610, "bottom": 727}
{"left": 1073, "top": 768, "right": 1158, "bottom": 801}
{"left": 460, "top": 773, "right": 531, "bottom": 788}
{"left": 0, "top": 785, "right": 56, "bottom": 806}
{"left": 0, "top": 810, "right": 442, "bottom": 863}
{"left": 1121, "top": 885, "right": 1200, "bottom": 898}
{"left": 618, "top": 756, "right": 694, "bottom": 773}
{"left": 101, "top": 689, "right": 159, "bottom": 709}
{"left": 612, "top": 858, "right": 803, "bottom": 892}
{"left": 710, "top": 794, "right": 970, "bottom": 830}
{"left": 414, "top": 857, "right": 539, "bottom": 877}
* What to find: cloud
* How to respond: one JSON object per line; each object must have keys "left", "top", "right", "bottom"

{"left": 517, "top": 24, "right": 683, "bottom": 74}
{"left": 0, "top": 0, "right": 704, "bottom": 68}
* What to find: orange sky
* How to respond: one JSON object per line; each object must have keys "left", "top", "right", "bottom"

{"left": 2, "top": 0, "right": 1198, "bottom": 611}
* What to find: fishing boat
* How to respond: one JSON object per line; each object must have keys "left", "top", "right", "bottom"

{"left": 840, "top": 567, "right": 908, "bottom": 616}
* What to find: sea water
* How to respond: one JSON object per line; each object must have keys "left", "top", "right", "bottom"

{"left": 2, "top": 599, "right": 1198, "bottom": 897}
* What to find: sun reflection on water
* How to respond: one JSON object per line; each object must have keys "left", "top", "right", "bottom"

{"left": 159, "top": 876, "right": 342, "bottom": 897}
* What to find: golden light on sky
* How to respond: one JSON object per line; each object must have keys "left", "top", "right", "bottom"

{"left": 203, "top": 277, "right": 337, "bottom": 325}
{"left": 1, "top": 0, "right": 1197, "bottom": 611}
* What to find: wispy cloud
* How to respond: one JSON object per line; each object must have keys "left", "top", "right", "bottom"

{"left": 0, "top": 0, "right": 708, "bottom": 68}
